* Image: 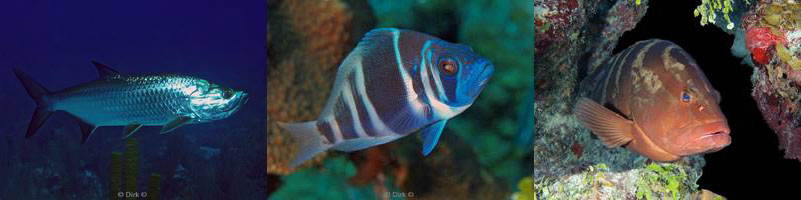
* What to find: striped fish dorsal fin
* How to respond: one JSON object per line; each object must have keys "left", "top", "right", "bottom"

{"left": 90, "top": 61, "right": 122, "bottom": 79}
{"left": 355, "top": 28, "right": 396, "bottom": 53}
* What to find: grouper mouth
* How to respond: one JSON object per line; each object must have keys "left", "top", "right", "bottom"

{"left": 689, "top": 121, "right": 731, "bottom": 153}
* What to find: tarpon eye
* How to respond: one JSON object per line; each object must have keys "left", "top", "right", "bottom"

{"left": 681, "top": 90, "right": 692, "bottom": 102}
{"left": 223, "top": 90, "right": 233, "bottom": 99}
{"left": 439, "top": 59, "right": 458, "bottom": 76}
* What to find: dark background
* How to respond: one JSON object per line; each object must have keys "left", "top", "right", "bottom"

{"left": 0, "top": 0, "right": 267, "bottom": 199}
{"left": 617, "top": 0, "right": 801, "bottom": 197}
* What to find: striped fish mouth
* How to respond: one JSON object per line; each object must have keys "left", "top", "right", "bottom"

{"left": 469, "top": 63, "right": 494, "bottom": 97}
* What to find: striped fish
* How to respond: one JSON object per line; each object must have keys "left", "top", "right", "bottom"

{"left": 13, "top": 61, "right": 248, "bottom": 143}
{"left": 278, "top": 28, "right": 494, "bottom": 167}
{"left": 573, "top": 39, "right": 731, "bottom": 161}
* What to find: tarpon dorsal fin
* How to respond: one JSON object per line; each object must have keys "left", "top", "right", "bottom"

{"left": 91, "top": 61, "right": 122, "bottom": 79}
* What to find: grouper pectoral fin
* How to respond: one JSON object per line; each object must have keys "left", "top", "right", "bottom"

{"left": 160, "top": 116, "right": 192, "bottom": 134}
{"left": 77, "top": 120, "right": 97, "bottom": 144}
{"left": 421, "top": 120, "right": 448, "bottom": 156}
{"left": 90, "top": 61, "right": 121, "bottom": 79}
{"left": 122, "top": 124, "right": 144, "bottom": 139}
{"left": 573, "top": 97, "right": 634, "bottom": 148}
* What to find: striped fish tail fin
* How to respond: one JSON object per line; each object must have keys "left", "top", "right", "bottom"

{"left": 277, "top": 121, "right": 331, "bottom": 167}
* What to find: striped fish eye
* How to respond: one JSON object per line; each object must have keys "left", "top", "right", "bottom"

{"left": 681, "top": 90, "right": 692, "bottom": 102}
{"left": 439, "top": 59, "right": 458, "bottom": 76}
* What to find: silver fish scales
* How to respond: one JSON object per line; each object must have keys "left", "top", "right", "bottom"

{"left": 13, "top": 61, "right": 248, "bottom": 143}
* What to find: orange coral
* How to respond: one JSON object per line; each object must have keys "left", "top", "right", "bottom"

{"left": 267, "top": 0, "right": 354, "bottom": 175}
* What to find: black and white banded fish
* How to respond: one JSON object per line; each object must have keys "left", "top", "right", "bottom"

{"left": 278, "top": 28, "right": 494, "bottom": 167}
{"left": 13, "top": 61, "right": 248, "bottom": 143}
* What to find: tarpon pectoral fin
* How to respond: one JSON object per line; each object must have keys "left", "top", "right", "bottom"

{"left": 573, "top": 97, "right": 633, "bottom": 148}
{"left": 78, "top": 121, "right": 97, "bottom": 144}
{"left": 160, "top": 117, "right": 192, "bottom": 134}
{"left": 90, "top": 61, "right": 121, "bottom": 79}
{"left": 122, "top": 124, "right": 144, "bottom": 139}
{"left": 421, "top": 120, "right": 447, "bottom": 156}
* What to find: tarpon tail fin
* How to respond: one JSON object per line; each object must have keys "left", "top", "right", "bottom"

{"left": 12, "top": 68, "right": 53, "bottom": 138}
{"left": 277, "top": 121, "right": 331, "bottom": 168}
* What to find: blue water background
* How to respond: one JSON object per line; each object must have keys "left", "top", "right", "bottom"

{"left": 0, "top": 0, "right": 267, "bottom": 199}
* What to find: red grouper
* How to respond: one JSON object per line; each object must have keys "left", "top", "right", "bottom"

{"left": 573, "top": 39, "right": 731, "bottom": 161}
{"left": 278, "top": 28, "right": 494, "bottom": 167}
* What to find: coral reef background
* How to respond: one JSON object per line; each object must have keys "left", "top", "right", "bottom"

{"left": 0, "top": 0, "right": 268, "bottom": 199}
{"left": 677, "top": 0, "right": 801, "bottom": 197}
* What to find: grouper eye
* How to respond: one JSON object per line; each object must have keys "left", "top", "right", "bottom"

{"left": 439, "top": 58, "right": 458, "bottom": 76}
{"left": 681, "top": 90, "right": 692, "bottom": 102}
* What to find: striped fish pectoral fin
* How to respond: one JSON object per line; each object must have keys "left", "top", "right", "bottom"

{"left": 77, "top": 120, "right": 97, "bottom": 144}
{"left": 277, "top": 121, "right": 333, "bottom": 168}
{"left": 122, "top": 124, "right": 144, "bottom": 139}
{"left": 573, "top": 97, "right": 634, "bottom": 148}
{"left": 386, "top": 102, "right": 431, "bottom": 134}
{"left": 421, "top": 120, "right": 447, "bottom": 156}
{"left": 90, "top": 61, "right": 122, "bottom": 79}
{"left": 160, "top": 116, "right": 192, "bottom": 134}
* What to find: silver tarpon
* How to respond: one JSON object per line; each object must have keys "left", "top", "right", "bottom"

{"left": 13, "top": 61, "right": 248, "bottom": 143}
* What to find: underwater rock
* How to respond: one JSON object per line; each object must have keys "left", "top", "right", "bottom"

{"left": 397, "top": 133, "right": 509, "bottom": 200}
{"left": 267, "top": 0, "right": 374, "bottom": 174}
{"left": 730, "top": 0, "right": 801, "bottom": 162}
{"left": 532, "top": 0, "right": 707, "bottom": 198}
{"left": 347, "top": 145, "right": 393, "bottom": 186}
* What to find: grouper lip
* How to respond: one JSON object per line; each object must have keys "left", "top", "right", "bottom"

{"left": 690, "top": 121, "right": 731, "bottom": 153}
{"left": 692, "top": 121, "right": 731, "bottom": 141}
